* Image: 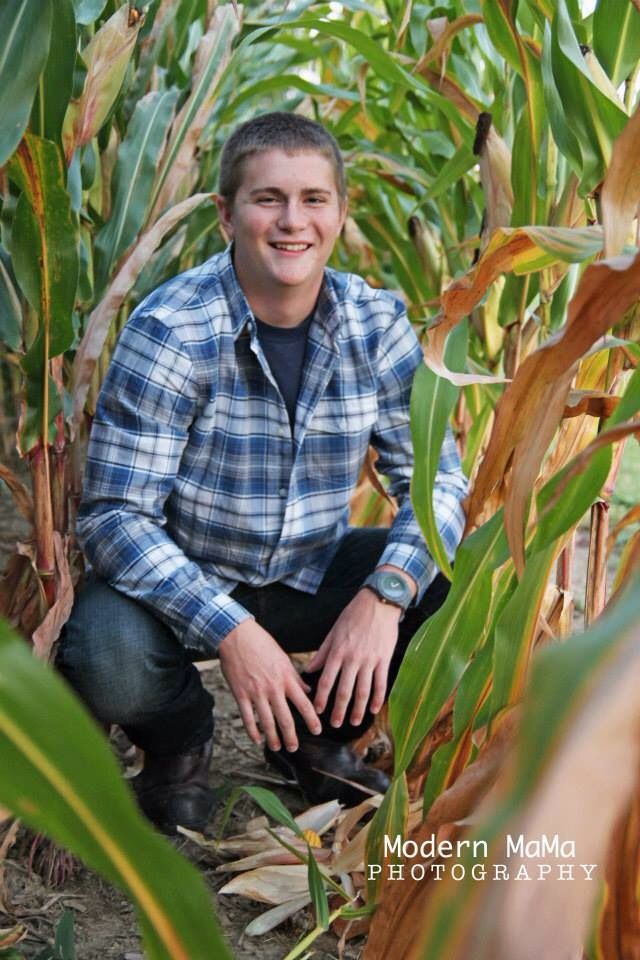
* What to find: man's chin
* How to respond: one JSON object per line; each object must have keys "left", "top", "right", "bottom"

{"left": 268, "top": 268, "right": 322, "bottom": 289}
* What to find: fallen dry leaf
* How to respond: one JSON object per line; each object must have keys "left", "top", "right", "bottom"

{"left": 218, "top": 864, "right": 311, "bottom": 904}
{"left": 244, "top": 895, "right": 312, "bottom": 937}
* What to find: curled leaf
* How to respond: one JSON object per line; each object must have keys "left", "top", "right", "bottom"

{"left": 64, "top": 6, "right": 143, "bottom": 160}
{"left": 70, "top": 193, "right": 214, "bottom": 436}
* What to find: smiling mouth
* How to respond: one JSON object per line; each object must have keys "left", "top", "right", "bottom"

{"left": 269, "top": 242, "right": 312, "bottom": 252}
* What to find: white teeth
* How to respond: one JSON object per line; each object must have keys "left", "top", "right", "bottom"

{"left": 272, "top": 243, "right": 310, "bottom": 251}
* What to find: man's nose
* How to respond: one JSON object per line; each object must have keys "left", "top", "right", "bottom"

{"left": 276, "top": 200, "right": 307, "bottom": 230}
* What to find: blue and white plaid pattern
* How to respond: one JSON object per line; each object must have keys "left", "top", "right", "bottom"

{"left": 78, "top": 247, "right": 468, "bottom": 652}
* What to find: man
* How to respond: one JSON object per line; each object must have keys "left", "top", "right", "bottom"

{"left": 57, "top": 112, "right": 467, "bottom": 835}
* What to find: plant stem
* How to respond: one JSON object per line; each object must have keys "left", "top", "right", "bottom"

{"left": 283, "top": 903, "right": 354, "bottom": 960}
{"left": 584, "top": 501, "right": 609, "bottom": 627}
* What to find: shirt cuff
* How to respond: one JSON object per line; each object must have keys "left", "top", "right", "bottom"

{"left": 376, "top": 541, "right": 437, "bottom": 605}
{"left": 186, "top": 593, "right": 254, "bottom": 652}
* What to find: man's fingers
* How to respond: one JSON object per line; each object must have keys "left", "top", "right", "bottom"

{"left": 349, "top": 667, "right": 374, "bottom": 726}
{"left": 330, "top": 662, "right": 358, "bottom": 728}
{"left": 271, "top": 695, "right": 300, "bottom": 752}
{"left": 294, "top": 672, "right": 312, "bottom": 695}
{"left": 314, "top": 656, "right": 341, "bottom": 714}
{"left": 255, "top": 698, "right": 281, "bottom": 752}
{"left": 288, "top": 682, "right": 322, "bottom": 739}
{"left": 305, "top": 642, "right": 329, "bottom": 673}
{"left": 370, "top": 663, "right": 389, "bottom": 715}
{"left": 238, "top": 698, "right": 262, "bottom": 745}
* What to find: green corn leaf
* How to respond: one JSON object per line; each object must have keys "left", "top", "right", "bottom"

{"left": 461, "top": 392, "right": 495, "bottom": 477}
{"left": 533, "top": 369, "right": 640, "bottom": 551}
{"left": 0, "top": 250, "right": 22, "bottom": 351}
{"left": 422, "top": 570, "right": 515, "bottom": 813}
{"left": 241, "top": 786, "right": 303, "bottom": 836}
{"left": 358, "top": 217, "right": 427, "bottom": 305}
{"left": 71, "top": 0, "right": 109, "bottom": 26}
{"left": 481, "top": 0, "right": 522, "bottom": 74}
{"left": 57, "top": 910, "right": 75, "bottom": 960}
{"left": 424, "top": 144, "right": 477, "bottom": 202}
{"left": 9, "top": 135, "right": 78, "bottom": 362}
{"left": 366, "top": 774, "right": 408, "bottom": 901}
{"left": 8, "top": 134, "right": 78, "bottom": 451}
{"left": 510, "top": 108, "right": 537, "bottom": 226}
{"left": 32, "top": 0, "right": 76, "bottom": 146}
{"left": 94, "top": 89, "right": 179, "bottom": 297}
{"left": 550, "top": 0, "right": 627, "bottom": 194}
{"left": 0, "top": 0, "right": 52, "bottom": 166}
{"left": 606, "top": 363, "right": 640, "bottom": 426}
{"left": 410, "top": 322, "right": 467, "bottom": 580}
{"left": 244, "top": 19, "right": 474, "bottom": 140}
{"left": 0, "top": 619, "right": 231, "bottom": 960}
{"left": 593, "top": 0, "right": 640, "bottom": 88}
{"left": 541, "top": 19, "right": 583, "bottom": 178}
{"left": 224, "top": 74, "right": 359, "bottom": 119}
{"left": 489, "top": 542, "right": 558, "bottom": 717}
{"left": 307, "top": 854, "right": 330, "bottom": 930}
{"left": 390, "top": 511, "right": 509, "bottom": 774}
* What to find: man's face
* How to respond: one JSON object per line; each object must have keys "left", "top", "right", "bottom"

{"left": 216, "top": 148, "right": 347, "bottom": 303}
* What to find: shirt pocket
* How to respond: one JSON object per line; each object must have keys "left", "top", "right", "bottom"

{"left": 303, "top": 393, "right": 378, "bottom": 486}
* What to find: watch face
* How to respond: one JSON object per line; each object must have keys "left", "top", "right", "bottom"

{"left": 380, "top": 572, "right": 408, "bottom": 601}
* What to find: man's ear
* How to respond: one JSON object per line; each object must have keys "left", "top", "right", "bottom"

{"left": 215, "top": 194, "right": 234, "bottom": 241}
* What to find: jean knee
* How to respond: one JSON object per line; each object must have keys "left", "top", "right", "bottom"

{"left": 56, "top": 578, "right": 184, "bottom": 725}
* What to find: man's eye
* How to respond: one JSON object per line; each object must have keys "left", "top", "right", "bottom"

{"left": 257, "top": 197, "right": 277, "bottom": 204}
{"left": 306, "top": 197, "right": 325, "bottom": 204}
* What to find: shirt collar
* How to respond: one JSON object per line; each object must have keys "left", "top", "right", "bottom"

{"left": 216, "top": 244, "right": 341, "bottom": 341}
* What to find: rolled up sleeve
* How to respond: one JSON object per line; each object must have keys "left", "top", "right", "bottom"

{"left": 77, "top": 313, "right": 252, "bottom": 652}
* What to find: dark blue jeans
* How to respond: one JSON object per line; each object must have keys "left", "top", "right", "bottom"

{"left": 56, "top": 528, "right": 449, "bottom": 755}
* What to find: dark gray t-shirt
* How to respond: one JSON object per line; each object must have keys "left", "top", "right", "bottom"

{"left": 255, "top": 312, "right": 313, "bottom": 429}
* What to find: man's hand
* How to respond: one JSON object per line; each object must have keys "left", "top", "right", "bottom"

{"left": 218, "top": 619, "right": 321, "bottom": 752}
{"left": 305, "top": 588, "right": 401, "bottom": 728}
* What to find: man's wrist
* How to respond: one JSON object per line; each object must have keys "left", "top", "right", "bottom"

{"left": 360, "top": 565, "right": 417, "bottom": 619}
{"left": 359, "top": 587, "right": 404, "bottom": 620}
{"left": 217, "top": 614, "right": 256, "bottom": 656}
{"left": 375, "top": 564, "right": 417, "bottom": 600}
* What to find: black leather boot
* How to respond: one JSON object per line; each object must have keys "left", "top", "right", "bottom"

{"left": 132, "top": 738, "right": 216, "bottom": 835}
{"left": 265, "top": 735, "right": 390, "bottom": 807}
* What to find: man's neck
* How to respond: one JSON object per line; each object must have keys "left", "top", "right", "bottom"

{"left": 234, "top": 261, "right": 322, "bottom": 328}
{"left": 245, "top": 285, "right": 321, "bottom": 329}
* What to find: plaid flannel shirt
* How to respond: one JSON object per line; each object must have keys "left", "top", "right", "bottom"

{"left": 77, "top": 247, "right": 467, "bottom": 652}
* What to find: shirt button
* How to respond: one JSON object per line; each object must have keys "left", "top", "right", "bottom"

{"left": 279, "top": 487, "right": 287, "bottom": 497}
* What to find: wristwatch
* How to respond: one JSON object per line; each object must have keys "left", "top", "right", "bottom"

{"left": 362, "top": 570, "right": 413, "bottom": 619}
